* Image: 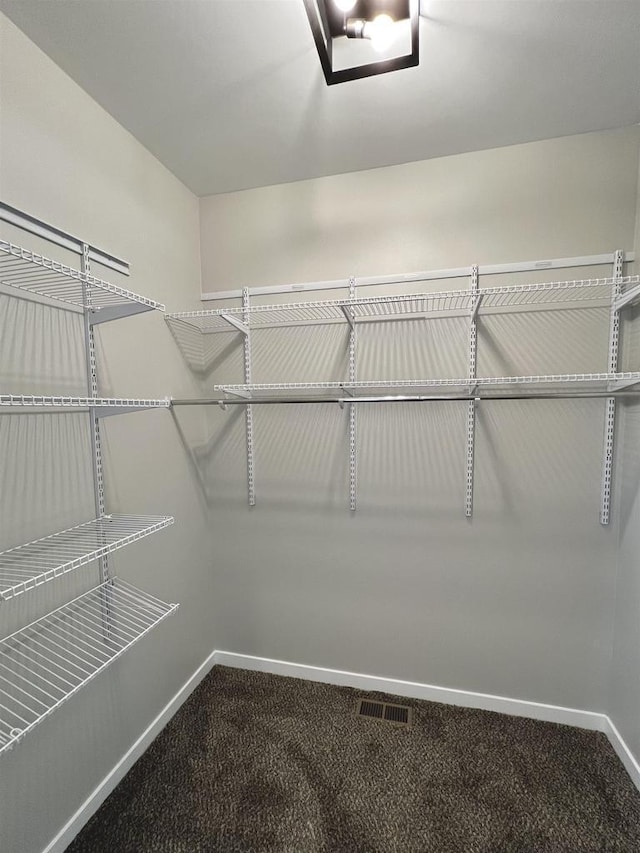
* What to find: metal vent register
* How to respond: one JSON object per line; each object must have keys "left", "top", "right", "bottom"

{"left": 356, "top": 699, "right": 412, "bottom": 728}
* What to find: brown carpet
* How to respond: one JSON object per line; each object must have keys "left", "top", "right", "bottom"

{"left": 66, "top": 666, "right": 640, "bottom": 852}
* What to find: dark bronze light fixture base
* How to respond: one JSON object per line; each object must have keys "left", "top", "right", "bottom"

{"left": 302, "top": 0, "right": 420, "bottom": 85}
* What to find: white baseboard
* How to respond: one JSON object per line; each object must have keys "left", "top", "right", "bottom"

{"left": 42, "top": 648, "right": 640, "bottom": 853}
{"left": 214, "top": 650, "right": 609, "bottom": 732}
{"left": 43, "top": 648, "right": 218, "bottom": 853}
{"left": 604, "top": 717, "right": 640, "bottom": 793}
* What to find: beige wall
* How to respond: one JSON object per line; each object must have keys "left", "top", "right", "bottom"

{"left": 200, "top": 127, "right": 638, "bottom": 291}
{"left": 198, "top": 127, "right": 640, "bottom": 730}
{"left": 608, "top": 143, "right": 640, "bottom": 763}
{"left": 0, "top": 14, "right": 212, "bottom": 853}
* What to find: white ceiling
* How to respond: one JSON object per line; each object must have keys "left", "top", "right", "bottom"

{"left": 1, "top": 0, "right": 639, "bottom": 197}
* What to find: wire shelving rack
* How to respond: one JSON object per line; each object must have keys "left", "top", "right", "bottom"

{"left": 0, "top": 516, "right": 174, "bottom": 602}
{"left": 0, "top": 240, "right": 164, "bottom": 322}
{"left": 166, "top": 274, "right": 640, "bottom": 333}
{"left": 0, "top": 579, "right": 178, "bottom": 755}
{"left": 168, "top": 251, "right": 638, "bottom": 523}
{"left": 1, "top": 218, "right": 178, "bottom": 758}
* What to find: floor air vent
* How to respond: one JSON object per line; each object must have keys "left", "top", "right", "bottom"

{"left": 356, "top": 698, "right": 412, "bottom": 728}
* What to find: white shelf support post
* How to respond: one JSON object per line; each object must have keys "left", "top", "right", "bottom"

{"left": 243, "top": 288, "right": 256, "bottom": 506}
{"left": 466, "top": 265, "right": 479, "bottom": 518}
{"left": 81, "top": 244, "right": 109, "bottom": 584}
{"left": 600, "top": 250, "right": 624, "bottom": 525}
{"left": 348, "top": 277, "right": 357, "bottom": 511}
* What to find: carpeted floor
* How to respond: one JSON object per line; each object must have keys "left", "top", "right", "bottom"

{"left": 67, "top": 666, "right": 640, "bottom": 853}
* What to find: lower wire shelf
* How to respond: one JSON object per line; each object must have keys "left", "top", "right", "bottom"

{"left": 0, "top": 514, "right": 174, "bottom": 602}
{"left": 214, "top": 372, "right": 640, "bottom": 400}
{"left": 0, "top": 578, "right": 179, "bottom": 755}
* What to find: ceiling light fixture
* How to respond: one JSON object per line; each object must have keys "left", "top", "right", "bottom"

{"left": 303, "top": 0, "right": 420, "bottom": 85}
{"left": 333, "top": 0, "right": 357, "bottom": 11}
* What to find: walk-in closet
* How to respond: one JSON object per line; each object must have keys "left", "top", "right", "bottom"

{"left": 1, "top": 2, "right": 640, "bottom": 851}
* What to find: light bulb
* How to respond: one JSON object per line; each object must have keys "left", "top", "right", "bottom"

{"left": 366, "top": 14, "right": 395, "bottom": 52}
{"left": 333, "top": 0, "right": 357, "bottom": 12}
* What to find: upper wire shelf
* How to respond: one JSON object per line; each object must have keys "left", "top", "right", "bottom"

{"left": 0, "top": 240, "right": 165, "bottom": 322}
{"left": 0, "top": 578, "right": 178, "bottom": 755}
{"left": 166, "top": 275, "right": 640, "bottom": 333}
{"left": 0, "top": 515, "right": 174, "bottom": 602}
{"left": 215, "top": 372, "right": 640, "bottom": 400}
{"left": 0, "top": 395, "right": 171, "bottom": 417}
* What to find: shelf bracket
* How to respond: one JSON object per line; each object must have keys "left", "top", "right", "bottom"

{"left": 470, "top": 293, "right": 483, "bottom": 321}
{"left": 607, "top": 376, "right": 640, "bottom": 392}
{"left": 93, "top": 405, "right": 158, "bottom": 418}
{"left": 224, "top": 387, "right": 252, "bottom": 399}
{"left": 614, "top": 281, "right": 640, "bottom": 312}
{"left": 347, "top": 277, "right": 357, "bottom": 511}
{"left": 465, "top": 265, "right": 479, "bottom": 518}
{"left": 340, "top": 304, "right": 355, "bottom": 331}
{"left": 219, "top": 311, "right": 249, "bottom": 335}
{"left": 89, "top": 302, "right": 154, "bottom": 326}
{"left": 243, "top": 288, "right": 256, "bottom": 506}
{"left": 600, "top": 249, "right": 624, "bottom": 525}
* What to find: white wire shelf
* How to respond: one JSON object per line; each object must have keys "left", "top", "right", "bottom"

{"left": 215, "top": 372, "right": 640, "bottom": 400}
{"left": 0, "top": 395, "right": 171, "bottom": 417}
{"left": 0, "top": 515, "right": 174, "bottom": 602}
{"left": 0, "top": 578, "right": 178, "bottom": 755}
{"left": 0, "top": 240, "right": 165, "bottom": 322}
{"left": 167, "top": 275, "right": 640, "bottom": 333}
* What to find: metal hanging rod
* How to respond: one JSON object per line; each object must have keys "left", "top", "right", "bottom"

{"left": 201, "top": 251, "right": 635, "bottom": 302}
{"left": 172, "top": 390, "right": 640, "bottom": 407}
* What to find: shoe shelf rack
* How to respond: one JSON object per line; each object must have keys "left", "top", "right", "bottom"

{"left": 168, "top": 251, "right": 639, "bottom": 524}
{"left": 0, "top": 205, "right": 177, "bottom": 757}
